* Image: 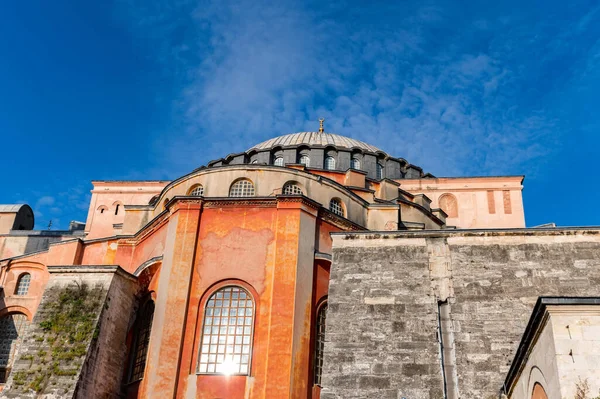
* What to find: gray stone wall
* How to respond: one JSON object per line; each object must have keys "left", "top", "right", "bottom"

{"left": 1, "top": 266, "right": 138, "bottom": 399}
{"left": 322, "top": 229, "right": 600, "bottom": 399}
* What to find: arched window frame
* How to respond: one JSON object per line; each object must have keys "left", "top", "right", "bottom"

{"left": 299, "top": 155, "right": 310, "bottom": 167}
{"left": 14, "top": 273, "right": 31, "bottom": 296}
{"left": 329, "top": 198, "right": 344, "bottom": 217}
{"left": 313, "top": 300, "right": 328, "bottom": 386}
{"left": 97, "top": 205, "right": 108, "bottom": 214}
{"left": 376, "top": 163, "right": 384, "bottom": 180}
{"left": 350, "top": 158, "right": 361, "bottom": 170}
{"left": 197, "top": 285, "right": 256, "bottom": 376}
{"left": 113, "top": 201, "right": 123, "bottom": 216}
{"left": 282, "top": 182, "right": 303, "bottom": 195}
{"left": 324, "top": 156, "right": 336, "bottom": 170}
{"left": 128, "top": 299, "right": 155, "bottom": 383}
{"left": 229, "top": 179, "right": 255, "bottom": 197}
{"left": 189, "top": 185, "right": 205, "bottom": 197}
{"left": 273, "top": 157, "right": 284, "bottom": 167}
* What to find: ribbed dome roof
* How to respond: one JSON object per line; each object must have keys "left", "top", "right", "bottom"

{"left": 249, "top": 132, "right": 382, "bottom": 153}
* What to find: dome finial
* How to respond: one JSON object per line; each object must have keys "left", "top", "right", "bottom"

{"left": 318, "top": 118, "right": 325, "bottom": 133}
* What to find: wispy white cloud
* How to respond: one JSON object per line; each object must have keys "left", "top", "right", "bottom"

{"left": 118, "top": 0, "right": 595, "bottom": 178}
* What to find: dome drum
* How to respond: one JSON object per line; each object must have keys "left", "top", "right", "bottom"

{"left": 206, "top": 132, "right": 428, "bottom": 180}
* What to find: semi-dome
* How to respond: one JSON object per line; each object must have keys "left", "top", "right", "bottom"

{"left": 249, "top": 132, "right": 383, "bottom": 153}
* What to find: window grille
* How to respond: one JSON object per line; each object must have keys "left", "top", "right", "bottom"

{"left": 0, "top": 313, "right": 28, "bottom": 383}
{"left": 190, "top": 185, "right": 204, "bottom": 196}
{"left": 15, "top": 274, "right": 30, "bottom": 296}
{"left": 198, "top": 286, "right": 255, "bottom": 375}
{"left": 229, "top": 179, "right": 255, "bottom": 197}
{"left": 283, "top": 183, "right": 303, "bottom": 195}
{"left": 299, "top": 155, "right": 310, "bottom": 167}
{"left": 324, "top": 157, "right": 336, "bottom": 170}
{"left": 350, "top": 158, "right": 361, "bottom": 170}
{"left": 376, "top": 163, "right": 384, "bottom": 179}
{"left": 274, "top": 157, "right": 284, "bottom": 166}
{"left": 314, "top": 304, "right": 327, "bottom": 386}
{"left": 329, "top": 199, "right": 344, "bottom": 217}
{"left": 129, "top": 301, "right": 155, "bottom": 382}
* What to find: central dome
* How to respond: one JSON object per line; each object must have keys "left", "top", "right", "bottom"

{"left": 249, "top": 132, "right": 382, "bottom": 153}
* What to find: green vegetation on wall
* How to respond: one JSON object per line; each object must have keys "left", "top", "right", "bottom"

{"left": 11, "top": 282, "right": 106, "bottom": 395}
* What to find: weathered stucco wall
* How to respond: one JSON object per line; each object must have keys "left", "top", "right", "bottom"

{"left": 322, "top": 228, "right": 600, "bottom": 399}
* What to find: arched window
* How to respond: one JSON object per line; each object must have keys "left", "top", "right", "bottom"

{"left": 350, "top": 158, "right": 361, "bottom": 170}
{"left": 299, "top": 155, "right": 310, "bottom": 167}
{"left": 274, "top": 157, "right": 284, "bottom": 167}
{"left": 128, "top": 300, "right": 155, "bottom": 382}
{"left": 251, "top": 160, "right": 258, "bottom": 164}
{"left": 229, "top": 179, "right": 255, "bottom": 197}
{"left": 376, "top": 163, "right": 384, "bottom": 179}
{"left": 329, "top": 198, "right": 344, "bottom": 217}
{"left": 324, "top": 156, "right": 336, "bottom": 170}
{"left": 283, "top": 182, "right": 303, "bottom": 195}
{"left": 97, "top": 205, "right": 107, "bottom": 214}
{"left": 0, "top": 313, "right": 29, "bottom": 383}
{"left": 115, "top": 204, "right": 121, "bottom": 215}
{"left": 189, "top": 185, "right": 204, "bottom": 196}
{"left": 439, "top": 193, "right": 458, "bottom": 218}
{"left": 15, "top": 273, "right": 30, "bottom": 296}
{"left": 313, "top": 303, "right": 327, "bottom": 386}
{"left": 198, "top": 286, "right": 255, "bottom": 375}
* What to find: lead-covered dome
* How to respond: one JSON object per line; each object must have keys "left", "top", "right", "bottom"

{"left": 249, "top": 132, "right": 383, "bottom": 153}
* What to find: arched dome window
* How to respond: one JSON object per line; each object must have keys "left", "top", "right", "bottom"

{"left": 128, "top": 300, "right": 155, "bottom": 382}
{"left": 299, "top": 155, "right": 310, "bottom": 167}
{"left": 198, "top": 286, "right": 255, "bottom": 375}
{"left": 329, "top": 198, "right": 344, "bottom": 217}
{"left": 376, "top": 163, "right": 384, "bottom": 179}
{"left": 229, "top": 179, "right": 255, "bottom": 197}
{"left": 350, "top": 158, "right": 361, "bottom": 170}
{"left": 324, "top": 156, "right": 336, "bottom": 170}
{"left": 313, "top": 302, "right": 327, "bottom": 386}
{"left": 15, "top": 273, "right": 30, "bottom": 296}
{"left": 283, "top": 182, "right": 303, "bottom": 195}
{"left": 274, "top": 157, "right": 284, "bottom": 167}
{"left": 0, "top": 313, "right": 29, "bottom": 383}
{"left": 97, "top": 205, "right": 108, "bottom": 214}
{"left": 251, "top": 160, "right": 258, "bottom": 164}
{"left": 189, "top": 185, "right": 204, "bottom": 196}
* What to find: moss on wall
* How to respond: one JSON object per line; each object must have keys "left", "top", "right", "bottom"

{"left": 10, "top": 282, "right": 106, "bottom": 395}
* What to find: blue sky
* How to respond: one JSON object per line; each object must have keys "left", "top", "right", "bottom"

{"left": 1, "top": 0, "right": 599, "bottom": 229}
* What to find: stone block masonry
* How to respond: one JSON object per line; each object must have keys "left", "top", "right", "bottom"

{"left": 321, "top": 229, "right": 600, "bottom": 399}
{"left": 1, "top": 265, "right": 138, "bottom": 399}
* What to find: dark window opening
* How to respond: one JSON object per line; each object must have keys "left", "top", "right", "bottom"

{"left": 313, "top": 303, "right": 327, "bottom": 386}
{"left": 128, "top": 300, "right": 155, "bottom": 382}
{"left": 115, "top": 204, "right": 120, "bottom": 215}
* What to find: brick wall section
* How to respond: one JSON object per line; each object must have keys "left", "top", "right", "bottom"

{"left": 321, "top": 229, "right": 600, "bottom": 399}
{"left": 321, "top": 239, "right": 445, "bottom": 399}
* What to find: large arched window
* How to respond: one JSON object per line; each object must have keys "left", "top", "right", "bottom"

{"left": 189, "top": 185, "right": 205, "bottom": 196}
{"left": 229, "top": 179, "right": 255, "bottom": 197}
{"left": 198, "top": 286, "right": 255, "bottom": 375}
{"left": 350, "top": 158, "right": 361, "bottom": 170}
{"left": 299, "top": 155, "right": 310, "bottom": 167}
{"left": 283, "top": 182, "right": 303, "bottom": 195}
{"left": 329, "top": 198, "right": 344, "bottom": 217}
{"left": 128, "top": 300, "right": 155, "bottom": 382}
{"left": 324, "top": 156, "right": 336, "bottom": 170}
{"left": 376, "top": 163, "right": 384, "bottom": 179}
{"left": 273, "top": 157, "right": 284, "bottom": 167}
{"left": 0, "top": 313, "right": 29, "bottom": 383}
{"left": 15, "top": 273, "right": 30, "bottom": 296}
{"left": 313, "top": 303, "right": 327, "bottom": 386}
